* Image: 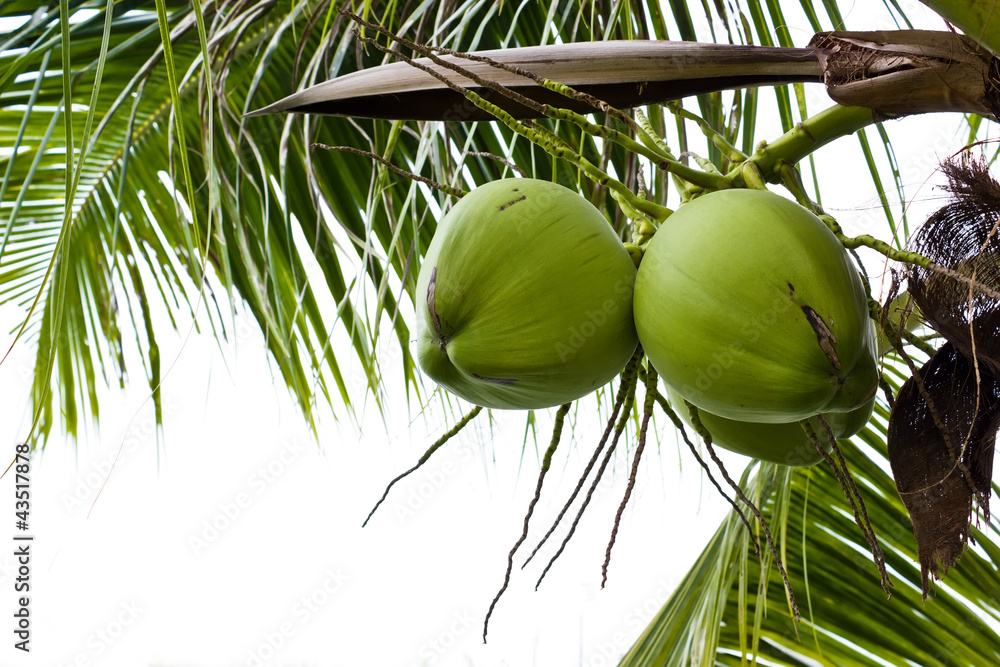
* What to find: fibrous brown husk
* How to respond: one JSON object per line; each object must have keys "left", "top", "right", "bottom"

{"left": 889, "top": 155, "right": 1000, "bottom": 596}
{"left": 887, "top": 342, "right": 1000, "bottom": 596}
{"left": 908, "top": 156, "right": 1000, "bottom": 360}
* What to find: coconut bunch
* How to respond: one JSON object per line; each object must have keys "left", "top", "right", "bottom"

{"left": 415, "top": 178, "right": 639, "bottom": 410}
{"left": 304, "top": 10, "right": 1000, "bottom": 627}
{"left": 416, "top": 181, "right": 880, "bottom": 468}
{"left": 410, "top": 172, "right": 895, "bottom": 619}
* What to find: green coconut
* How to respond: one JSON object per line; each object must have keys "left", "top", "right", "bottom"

{"left": 875, "top": 291, "right": 923, "bottom": 356}
{"left": 634, "top": 189, "right": 878, "bottom": 423}
{"left": 416, "top": 178, "right": 639, "bottom": 410}
{"left": 665, "top": 386, "right": 875, "bottom": 466}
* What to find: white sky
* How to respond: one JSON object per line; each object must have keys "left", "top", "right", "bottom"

{"left": 0, "top": 1, "right": 986, "bottom": 666}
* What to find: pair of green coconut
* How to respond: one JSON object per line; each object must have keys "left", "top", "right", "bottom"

{"left": 415, "top": 179, "right": 879, "bottom": 466}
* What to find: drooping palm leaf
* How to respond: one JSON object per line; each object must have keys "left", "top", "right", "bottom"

{"left": 1, "top": 0, "right": 648, "bottom": 443}
{"left": 623, "top": 397, "right": 1000, "bottom": 665}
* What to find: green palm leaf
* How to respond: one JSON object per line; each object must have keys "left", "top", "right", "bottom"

{"left": 623, "top": 405, "right": 1000, "bottom": 664}
{"left": 1, "top": 0, "right": 659, "bottom": 442}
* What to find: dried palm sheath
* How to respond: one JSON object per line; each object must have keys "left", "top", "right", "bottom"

{"left": 247, "top": 30, "right": 1000, "bottom": 121}
{"left": 889, "top": 158, "right": 1000, "bottom": 596}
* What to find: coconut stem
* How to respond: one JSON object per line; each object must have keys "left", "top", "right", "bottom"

{"left": 483, "top": 402, "right": 572, "bottom": 643}
{"left": 740, "top": 162, "right": 769, "bottom": 191}
{"left": 775, "top": 161, "right": 820, "bottom": 212}
{"left": 733, "top": 104, "right": 878, "bottom": 182}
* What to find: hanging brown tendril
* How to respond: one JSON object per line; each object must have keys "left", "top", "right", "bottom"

{"left": 362, "top": 406, "right": 483, "bottom": 527}
{"left": 804, "top": 418, "right": 891, "bottom": 595}
{"left": 649, "top": 389, "right": 761, "bottom": 558}
{"left": 532, "top": 359, "right": 641, "bottom": 591}
{"left": 601, "top": 361, "right": 658, "bottom": 587}
{"left": 482, "top": 402, "right": 572, "bottom": 643}
{"left": 686, "top": 402, "right": 801, "bottom": 621}
{"left": 521, "top": 352, "right": 643, "bottom": 569}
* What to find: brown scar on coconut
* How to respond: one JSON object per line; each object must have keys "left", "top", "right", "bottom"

{"left": 787, "top": 280, "right": 842, "bottom": 371}
{"left": 427, "top": 267, "right": 446, "bottom": 345}
{"left": 498, "top": 194, "right": 527, "bottom": 211}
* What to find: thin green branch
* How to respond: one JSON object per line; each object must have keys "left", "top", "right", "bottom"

{"left": 314, "top": 144, "right": 468, "bottom": 197}
{"left": 666, "top": 100, "right": 747, "bottom": 164}
{"left": 733, "top": 105, "right": 878, "bottom": 182}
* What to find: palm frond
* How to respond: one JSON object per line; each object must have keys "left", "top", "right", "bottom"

{"left": 3, "top": 0, "right": 635, "bottom": 443}
{"left": 917, "top": 0, "right": 1000, "bottom": 54}
{"left": 624, "top": 354, "right": 1000, "bottom": 665}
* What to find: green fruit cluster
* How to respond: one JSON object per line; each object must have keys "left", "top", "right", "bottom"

{"left": 415, "top": 181, "right": 878, "bottom": 465}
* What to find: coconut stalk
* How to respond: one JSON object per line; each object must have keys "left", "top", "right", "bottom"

{"left": 247, "top": 29, "right": 999, "bottom": 123}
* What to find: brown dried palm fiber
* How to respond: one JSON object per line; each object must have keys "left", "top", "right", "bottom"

{"left": 888, "top": 343, "right": 1000, "bottom": 596}
{"left": 889, "top": 155, "right": 1000, "bottom": 596}
{"left": 907, "top": 157, "right": 1000, "bottom": 364}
